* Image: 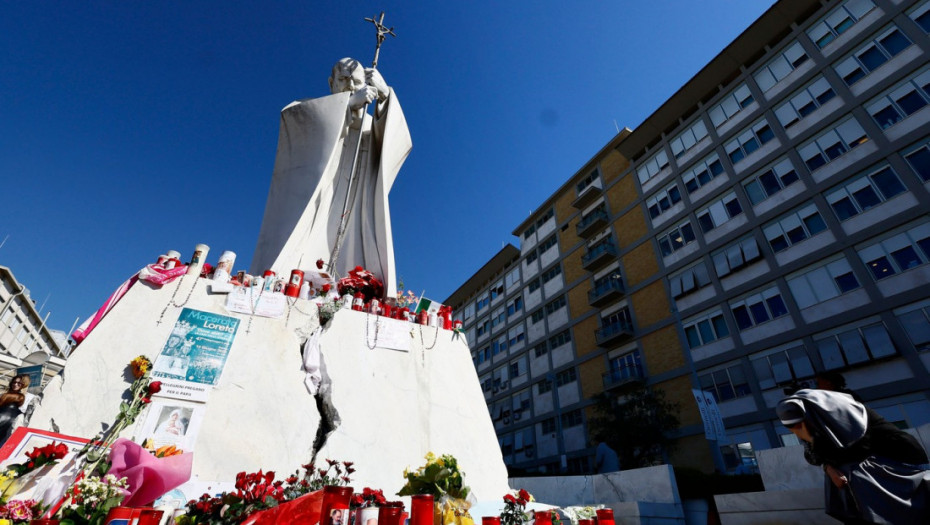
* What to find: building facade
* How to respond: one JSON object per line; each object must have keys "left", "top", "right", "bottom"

{"left": 446, "top": 0, "right": 930, "bottom": 474}
{"left": 0, "top": 266, "right": 68, "bottom": 393}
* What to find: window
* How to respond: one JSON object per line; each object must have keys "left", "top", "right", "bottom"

{"left": 538, "top": 235, "right": 558, "bottom": 255}
{"left": 530, "top": 310, "right": 545, "bottom": 324}
{"left": 816, "top": 322, "right": 897, "bottom": 369}
{"left": 681, "top": 153, "right": 725, "bottom": 194}
{"left": 834, "top": 25, "right": 913, "bottom": 86}
{"left": 699, "top": 365, "right": 751, "bottom": 402}
{"left": 492, "top": 337, "right": 507, "bottom": 356}
{"left": 712, "top": 236, "right": 763, "bottom": 277}
{"left": 489, "top": 282, "right": 504, "bottom": 301}
{"left": 476, "top": 345, "right": 490, "bottom": 364}
{"left": 603, "top": 307, "right": 632, "bottom": 331}
{"left": 897, "top": 304, "right": 930, "bottom": 351}
{"left": 481, "top": 374, "right": 492, "bottom": 391}
{"left": 537, "top": 378, "right": 553, "bottom": 394}
{"left": 536, "top": 208, "right": 554, "bottom": 228}
{"left": 491, "top": 308, "right": 506, "bottom": 328}
{"left": 636, "top": 148, "right": 671, "bottom": 184}
{"left": 670, "top": 119, "right": 709, "bottom": 158}
{"left": 609, "top": 350, "right": 643, "bottom": 380}
{"left": 697, "top": 191, "right": 743, "bottom": 234}
{"left": 752, "top": 346, "right": 816, "bottom": 389}
{"left": 526, "top": 250, "right": 538, "bottom": 264}
{"left": 522, "top": 224, "right": 536, "bottom": 240}
{"left": 911, "top": 1, "right": 930, "bottom": 33}
{"left": 540, "top": 417, "right": 557, "bottom": 433}
{"left": 533, "top": 342, "right": 548, "bottom": 358}
{"left": 807, "top": 0, "right": 875, "bottom": 48}
{"left": 774, "top": 76, "right": 837, "bottom": 128}
{"left": 725, "top": 119, "right": 775, "bottom": 165}
{"left": 657, "top": 220, "right": 697, "bottom": 257}
{"left": 507, "top": 325, "right": 525, "bottom": 348}
{"left": 709, "top": 83, "right": 756, "bottom": 128}
{"left": 591, "top": 271, "right": 623, "bottom": 297}
{"left": 866, "top": 69, "right": 930, "bottom": 129}
{"left": 509, "top": 358, "right": 527, "bottom": 379}
{"left": 477, "top": 295, "right": 491, "bottom": 312}
{"left": 577, "top": 168, "right": 601, "bottom": 193}
{"left": 476, "top": 320, "right": 489, "bottom": 337}
{"left": 545, "top": 296, "right": 567, "bottom": 315}
{"left": 754, "top": 41, "right": 809, "bottom": 92}
{"left": 730, "top": 287, "right": 789, "bottom": 330}
{"left": 527, "top": 278, "right": 541, "bottom": 293}
{"left": 505, "top": 267, "right": 521, "bottom": 289}
{"left": 646, "top": 182, "right": 683, "bottom": 219}
{"left": 669, "top": 261, "right": 712, "bottom": 298}
{"left": 857, "top": 222, "right": 930, "bottom": 280}
{"left": 797, "top": 117, "right": 868, "bottom": 172}
{"left": 903, "top": 140, "right": 930, "bottom": 182}
{"left": 763, "top": 204, "right": 828, "bottom": 253}
{"left": 561, "top": 409, "right": 583, "bottom": 428}
{"left": 507, "top": 297, "right": 524, "bottom": 316}
{"left": 463, "top": 302, "right": 475, "bottom": 321}
{"left": 788, "top": 257, "right": 861, "bottom": 309}
{"left": 826, "top": 165, "right": 908, "bottom": 221}
{"left": 555, "top": 367, "right": 577, "bottom": 386}
{"left": 683, "top": 310, "right": 730, "bottom": 349}
{"left": 541, "top": 264, "right": 562, "bottom": 284}
{"left": 743, "top": 157, "right": 800, "bottom": 205}
{"left": 548, "top": 329, "right": 572, "bottom": 350}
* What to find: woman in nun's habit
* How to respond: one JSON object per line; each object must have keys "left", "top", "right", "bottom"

{"left": 777, "top": 389, "right": 930, "bottom": 524}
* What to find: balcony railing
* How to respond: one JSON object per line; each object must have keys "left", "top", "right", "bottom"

{"left": 572, "top": 178, "right": 603, "bottom": 209}
{"left": 581, "top": 241, "right": 618, "bottom": 271}
{"left": 602, "top": 363, "right": 644, "bottom": 389}
{"left": 588, "top": 277, "right": 624, "bottom": 307}
{"left": 595, "top": 320, "right": 634, "bottom": 347}
{"left": 576, "top": 208, "right": 609, "bottom": 238}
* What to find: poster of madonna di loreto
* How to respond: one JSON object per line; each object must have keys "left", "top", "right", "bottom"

{"left": 151, "top": 308, "right": 240, "bottom": 401}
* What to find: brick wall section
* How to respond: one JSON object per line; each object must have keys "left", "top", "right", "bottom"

{"left": 554, "top": 184, "right": 575, "bottom": 227}
{"left": 641, "top": 325, "right": 686, "bottom": 375}
{"left": 613, "top": 208, "right": 648, "bottom": 249}
{"left": 567, "top": 281, "right": 589, "bottom": 319}
{"left": 600, "top": 150, "right": 629, "bottom": 184}
{"left": 607, "top": 170, "right": 638, "bottom": 212}
{"left": 655, "top": 375, "right": 700, "bottom": 427}
{"left": 621, "top": 242, "right": 658, "bottom": 287}
{"left": 562, "top": 244, "right": 585, "bottom": 284}
{"left": 579, "top": 357, "right": 606, "bottom": 399}
{"left": 572, "top": 316, "right": 600, "bottom": 358}
{"left": 631, "top": 280, "right": 670, "bottom": 328}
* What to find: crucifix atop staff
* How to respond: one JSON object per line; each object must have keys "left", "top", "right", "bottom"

{"left": 251, "top": 11, "right": 411, "bottom": 301}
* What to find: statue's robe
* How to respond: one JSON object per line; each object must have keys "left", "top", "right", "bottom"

{"left": 251, "top": 89, "right": 411, "bottom": 297}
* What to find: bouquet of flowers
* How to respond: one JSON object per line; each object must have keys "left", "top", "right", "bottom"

{"left": 57, "top": 474, "right": 130, "bottom": 525}
{"left": 500, "top": 490, "right": 533, "bottom": 525}
{"left": 7, "top": 442, "right": 69, "bottom": 477}
{"left": 398, "top": 453, "right": 473, "bottom": 525}
{"left": 0, "top": 498, "right": 43, "bottom": 523}
{"left": 337, "top": 266, "right": 384, "bottom": 302}
{"left": 351, "top": 487, "right": 387, "bottom": 509}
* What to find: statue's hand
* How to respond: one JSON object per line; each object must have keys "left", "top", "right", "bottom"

{"left": 366, "top": 68, "right": 390, "bottom": 101}
{"left": 348, "top": 86, "right": 378, "bottom": 110}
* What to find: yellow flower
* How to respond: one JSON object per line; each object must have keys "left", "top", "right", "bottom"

{"left": 129, "top": 356, "right": 151, "bottom": 379}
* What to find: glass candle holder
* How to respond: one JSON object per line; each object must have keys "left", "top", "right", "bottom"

{"left": 410, "top": 494, "right": 434, "bottom": 525}
{"left": 321, "top": 486, "right": 354, "bottom": 525}
{"left": 595, "top": 509, "right": 615, "bottom": 525}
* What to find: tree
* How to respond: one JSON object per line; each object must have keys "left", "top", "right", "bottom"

{"left": 588, "top": 382, "right": 681, "bottom": 469}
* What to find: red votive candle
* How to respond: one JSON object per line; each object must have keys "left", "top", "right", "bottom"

{"left": 595, "top": 509, "right": 615, "bottom": 525}
{"left": 321, "top": 486, "right": 354, "bottom": 525}
{"left": 410, "top": 494, "right": 434, "bottom": 525}
{"left": 578, "top": 519, "right": 595, "bottom": 525}
{"left": 379, "top": 505, "right": 404, "bottom": 525}
{"left": 482, "top": 517, "right": 502, "bottom": 525}
{"left": 534, "top": 511, "right": 552, "bottom": 525}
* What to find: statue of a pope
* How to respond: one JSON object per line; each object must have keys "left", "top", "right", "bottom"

{"left": 251, "top": 57, "right": 411, "bottom": 298}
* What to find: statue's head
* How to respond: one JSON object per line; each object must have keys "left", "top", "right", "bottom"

{"left": 329, "top": 58, "right": 365, "bottom": 95}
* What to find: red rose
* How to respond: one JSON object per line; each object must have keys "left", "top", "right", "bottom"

{"left": 503, "top": 494, "right": 517, "bottom": 505}
{"left": 317, "top": 259, "right": 325, "bottom": 269}
{"left": 148, "top": 381, "right": 162, "bottom": 394}
{"left": 141, "top": 397, "right": 151, "bottom": 404}
{"left": 322, "top": 284, "right": 331, "bottom": 293}
{"left": 519, "top": 489, "right": 531, "bottom": 502}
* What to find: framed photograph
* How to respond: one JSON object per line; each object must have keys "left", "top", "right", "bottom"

{"left": 0, "top": 427, "right": 90, "bottom": 464}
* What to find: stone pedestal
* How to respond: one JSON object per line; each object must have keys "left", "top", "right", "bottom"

{"left": 29, "top": 278, "right": 510, "bottom": 498}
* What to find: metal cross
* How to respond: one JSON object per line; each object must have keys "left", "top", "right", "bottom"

{"left": 365, "top": 11, "right": 395, "bottom": 68}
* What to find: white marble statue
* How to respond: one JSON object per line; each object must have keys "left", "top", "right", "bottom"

{"left": 251, "top": 58, "right": 411, "bottom": 298}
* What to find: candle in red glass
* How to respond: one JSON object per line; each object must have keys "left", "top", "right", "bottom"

{"left": 378, "top": 505, "right": 404, "bottom": 525}
{"left": 534, "top": 511, "right": 552, "bottom": 525}
{"left": 578, "top": 519, "right": 595, "bottom": 525}
{"left": 321, "top": 486, "right": 354, "bottom": 525}
{"left": 410, "top": 494, "right": 434, "bottom": 525}
{"left": 482, "top": 517, "right": 502, "bottom": 525}
{"left": 595, "top": 509, "right": 614, "bottom": 525}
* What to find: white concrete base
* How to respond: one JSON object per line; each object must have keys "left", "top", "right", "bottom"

{"left": 29, "top": 278, "right": 510, "bottom": 499}
{"left": 715, "top": 489, "right": 833, "bottom": 525}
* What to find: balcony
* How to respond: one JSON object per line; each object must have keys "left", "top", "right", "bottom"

{"left": 576, "top": 208, "right": 609, "bottom": 238}
{"left": 588, "top": 276, "right": 624, "bottom": 307}
{"left": 602, "top": 363, "right": 644, "bottom": 390}
{"left": 581, "top": 240, "right": 618, "bottom": 272}
{"left": 595, "top": 320, "right": 634, "bottom": 347}
{"left": 572, "top": 178, "right": 603, "bottom": 209}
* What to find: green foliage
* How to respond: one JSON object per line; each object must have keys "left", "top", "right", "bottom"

{"left": 397, "top": 453, "right": 469, "bottom": 500}
{"left": 588, "top": 382, "right": 681, "bottom": 469}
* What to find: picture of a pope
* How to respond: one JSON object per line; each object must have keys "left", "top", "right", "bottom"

{"left": 251, "top": 57, "right": 411, "bottom": 299}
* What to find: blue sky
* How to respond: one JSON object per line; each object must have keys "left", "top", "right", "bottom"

{"left": 1, "top": 1, "right": 774, "bottom": 335}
